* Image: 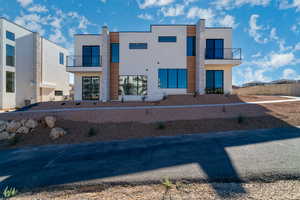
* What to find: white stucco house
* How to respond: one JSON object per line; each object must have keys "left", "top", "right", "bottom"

{"left": 67, "top": 19, "right": 241, "bottom": 102}
{"left": 0, "top": 17, "right": 70, "bottom": 110}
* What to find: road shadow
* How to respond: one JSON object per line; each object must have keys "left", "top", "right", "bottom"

{"left": 0, "top": 96, "right": 299, "bottom": 199}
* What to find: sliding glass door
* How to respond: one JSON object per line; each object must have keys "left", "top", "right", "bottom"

{"left": 206, "top": 70, "right": 224, "bottom": 94}
{"left": 82, "top": 76, "right": 100, "bottom": 100}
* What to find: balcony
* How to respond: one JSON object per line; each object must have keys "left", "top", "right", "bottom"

{"left": 66, "top": 55, "right": 102, "bottom": 72}
{"left": 205, "top": 48, "right": 242, "bottom": 66}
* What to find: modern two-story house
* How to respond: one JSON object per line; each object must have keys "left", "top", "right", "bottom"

{"left": 67, "top": 19, "right": 241, "bottom": 102}
{"left": 0, "top": 17, "right": 70, "bottom": 110}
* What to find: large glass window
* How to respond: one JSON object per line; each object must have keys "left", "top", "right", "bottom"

{"left": 6, "top": 71, "right": 15, "bottom": 93}
{"left": 82, "top": 76, "right": 100, "bottom": 100}
{"left": 6, "top": 44, "right": 15, "bottom": 66}
{"left": 158, "top": 69, "right": 187, "bottom": 89}
{"left": 206, "top": 70, "right": 224, "bottom": 94}
{"left": 82, "top": 46, "right": 100, "bottom": 66}
{"left": 158, "top": 36, "right": 177, "bottom": 42}
{"left": 187, "top": 36, "right": 196, "bottom": 56}
{"left": 205, "top": 39, "right": 224, "bottom": 59}
{"left": 129, "top": 43, "right": 148, "bottom": 49}
{"left": 55, "top": 90, "right": 63, "bottom": 96}
{"left": 119, "top": 76, "right": 147, "bottom": 96}
{"left": 59, "top": 52, "right": 64, "bottom": 65}
{"left": 111, "top": 43, "right": 119, "bottom": 63}
{"left": 6, "top": 31, "right": 15, "bottom": 41}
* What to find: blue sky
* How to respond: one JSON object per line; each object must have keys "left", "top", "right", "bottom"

{"left": 1, "top": 0, "right": 300, "bottom": 85}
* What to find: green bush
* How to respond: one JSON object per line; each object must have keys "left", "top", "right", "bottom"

{"left": 3, "top": 187, "right": 18, "bottom": 198}
{"left": 9, "top": 136, "right": 20, "bottom": 146}
{"left": 237, "top": 114, "right": 245, "bottom": 124}
{"left": 87, "top": 128, "right": 97, "bottom": 137}
{"left": 161, "top": 178, "right": 173, "bottom": 189}
{"left": 156, "top": 122, "right": 166, "bottom": 130}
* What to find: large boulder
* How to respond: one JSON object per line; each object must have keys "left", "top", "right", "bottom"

{"left": 0, "top": 132, "right": 15, "bottom": 141}
{"left": 16, "top": 126, "right": 30, "bottom": 134}
{"left": 45, "top": 116, "right": 56, "bottom": 128}
{"left": 25, "top": 119, "right": 38, "bottom": 129}
{"left": 49, "top": 127, "right": 66, "bottom": 140}
{"left": 0, "top": 120, "right": 7, "bottom": 132}
{"left": 6, "top": 121, "right": 21, "bottom": 133}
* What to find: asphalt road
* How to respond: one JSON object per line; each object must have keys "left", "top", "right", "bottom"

{"left": 1, "top": 127, "right": 300, "bottom": 197}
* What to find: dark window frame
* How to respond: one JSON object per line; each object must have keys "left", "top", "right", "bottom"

{"left": 119, "top": 75, "right": 147, "bottom": 96}
{"left": 187, "top": 36, "right": 196, "bottom": 56}
{"left": 55, "top": 90, "right": 63, "bottom": 96}
{"left": 129, "top": 43, "right": 148, "bottom": 49}
{"left": 110, "top": 43, "right": 119, "bottom": 63}
{"left": 6, "top": 44, "right": 15, "bottom": 67}
{"left": 6, "top": 71, "right": 15, "bottom": 93}
{"left": 205, "top": 70, "right": 224, "bottom": 94}
{"left": 158, "top": 36, "right": 177, "bottom": 43}
{"left": 82, "top": 45, "right": 100, "bottom": 67}
{"left": 6, "top": 31, "right": 15, "bottom": 41}
{"left": 82, "top": 76, "right": 100, "bottom": 100}
{"left": 205, "top": 39, "right": 224, "bottom": 59}
{"left": 158, "top": 69, "right": 187, "bottom": 89}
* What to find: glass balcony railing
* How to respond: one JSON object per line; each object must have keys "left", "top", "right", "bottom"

{"left": 67, "top": 55, "right": 102, "bottom": 67}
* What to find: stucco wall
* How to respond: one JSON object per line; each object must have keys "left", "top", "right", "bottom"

{"left": 233, "top": 83, "right": 300, "bottom": 96}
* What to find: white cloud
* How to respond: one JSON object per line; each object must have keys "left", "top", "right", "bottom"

{"left": 254, "top": 52, "right": 296, "bottom": 68}
{"left": 68, "top": 12, "right": 92, "bottom": 30}
{"left": 237, "top": 67, "right": 270, "bottom": 83}
{"left": 282, "top": 68, "right": 300, "bottom": 80}
{"left": 137, "top": 13, "right": 154, "bottom": 20}
{"left": 187, "top": 7, "right": 215, "bottom": 25}
{"left": 161, "top": 4, "right": 185, "bottom": 17}
{"left": 279, "top": 0, "right": 300, "bottom": 11}
{"left": 17, "top": 0, "right": 33, "bottom": 7}
{"left": 49, "top": 29, "right": 66, "bottom": 44}
{"left": 212, "top": 0, "right": 270, "bottom": 10}
{"left": 295, "top": 43, "right": 300, "bottom": 51}
{"left": 137, "top": 0, "right": 174, "bottom": 9}
{"left": 100, "top": 0, "right": 107, "bottom": 3}
{"left": 28, "top": 4, "right": 48, "bottom": 13}
{"left": 218, "top": 14, "right": 238, "bottom": 28}
{"left": 248, "top": 14, "right": 268, "bottom": 43}
{"left": 15, "top": 13, "right": 48, "bottom": 35}
{"left": 252, "top": 52, "right": 262, "bottom": 58}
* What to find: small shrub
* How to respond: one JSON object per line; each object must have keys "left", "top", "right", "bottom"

{"left": 162, "top": 95, "right": 167, "bottom": 101}
{"left": 93, "top": 102, "right": 97, "bottom": 105}
{"left": 193, "top": 91, "right": 197, "bottom": 98}
{"left": 75, "top": 102, "right": 81, "bottom": 106}
{"left": 3, "top": 187, "right": 18, "bottom": 198}
{"left": 237, "top": 114, "right": 245, "bottom": 124}
{"left": 224, "top": 92, "right": 231, "bottom": 97}
{"left": 87, "top": 128, "right": 97, "bottom": 137}
{"left": 222, "top": 105, "right": 226, "bottom": 112}
{"left": 142, "top": 96, "right": 146, "bottom": 102}
{"left": 9, "top": 136, "right": 20, "bottom": 146}
{"left": 156, "top": 122, "right": 166, "bottom": 130}
{"left": 121, "top": 96, "right": 124, "bottom": 103}
{"left": 161, "top": 178, "right": 173, "bottom": 189}
{"left": 61, "top": 102, "right": 66, "bottom": 105}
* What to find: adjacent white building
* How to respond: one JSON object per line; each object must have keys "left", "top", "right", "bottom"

{"left": 0, "top": 17, "right": 70, "bottom": 110}
{"left": 67, "top": 19, "right": 241, "bottom": 102}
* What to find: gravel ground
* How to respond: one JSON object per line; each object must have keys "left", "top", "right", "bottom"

{"left": 11, "top": 180, "right": 300, "bottom": 200}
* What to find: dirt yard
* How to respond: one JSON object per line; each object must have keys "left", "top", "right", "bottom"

{"left": 11, "top": 180, "right": 300, "bottom": 200}
{"left": 22, "top": 95, "right": 289, "bottom": 111}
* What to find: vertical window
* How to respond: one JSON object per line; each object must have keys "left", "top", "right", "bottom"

{"left": 158, "top": 36, "right": 177, "bottom": 42}
{"left": 6, "top": 71, "right": 15, "bottom": 93}
{"left": 82, "top": 76, "right": 100, "bottom": 100}
{"left": 6, "top": 31, "right": 15, "bottom": 41}
{"left": 119, "top": 76, "right": 147, "bottom": 96}
{"left": 6, "top": 44, "right": 15, "bottom": 66}
{"left": 111, "top": 43, "right": 119, "bottom": 63}
{"left": 187, "top": 36, "right": 196, "bottom": 56}
{"left": 82, "top": 46, "right": 100, "bottom": 66}
{"left": 158, "top": 69, "right": 187, "bottom": 89}
{"left": 206, "top": 70, "right": 224, "bottom": 94}
{"left": 205, "top": 39, "right": 224, "bottom": 59}
{"left": 59, "top": 52, "right": 64, "bottom": 65}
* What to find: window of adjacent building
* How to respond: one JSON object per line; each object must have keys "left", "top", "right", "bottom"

{"left": 129, "top": 43, "right": 148, "bottom": 49}
{"left": 158, "top": 69, "right": 187, "bottom": 89}
{"left": 6, "top": 44, "right": 15, "bottom": 67}
{"left": 6, "top": 71, "right": 15, "bottom": 93}
{"left": 110, "top": 43, "right": 119, "bottom": 63}
{"left": 6, "top": 31, "right": 15, "bottom": 41}
{"left": 55, "top": 90, "right": 63, "bottom": 96}
{"left": 206, "top": 70, "right": 224, "bottom": 94}
{"left": 82, "top": 76, "right": 100, "bottom": 100}
{"left": 205, "top": 39, "right": 224, "bottom": 59}
{"left": 119, "top": 76, "right": 147, "bottom": 96}
{"left": 158, "top": 36, "right": 177, "bottom": 43}
{"left": 59, "top": 52, "right": 64, "bottom": 65}
{"left": 187, "top": 36, "right": 196, "bottom": 56}
{"left": 82, "top": 46, "right": 100, "bottom": 66}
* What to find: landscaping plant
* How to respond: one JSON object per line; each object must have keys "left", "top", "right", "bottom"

{"left": 3, "top": 187, "right": 18, "bottom": 198}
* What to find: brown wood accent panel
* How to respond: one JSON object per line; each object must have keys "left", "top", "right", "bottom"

{"left": 110, "top": 63, "right": 119, "bottom": 100}
{"left": 110, "top": 32, "right": 119, "bottom": 43}
{"left": 187, "top": 56, "right": 196, "bottom": 93}
{"left": 187, "top": 25, "right": 196, "bottom": 36}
